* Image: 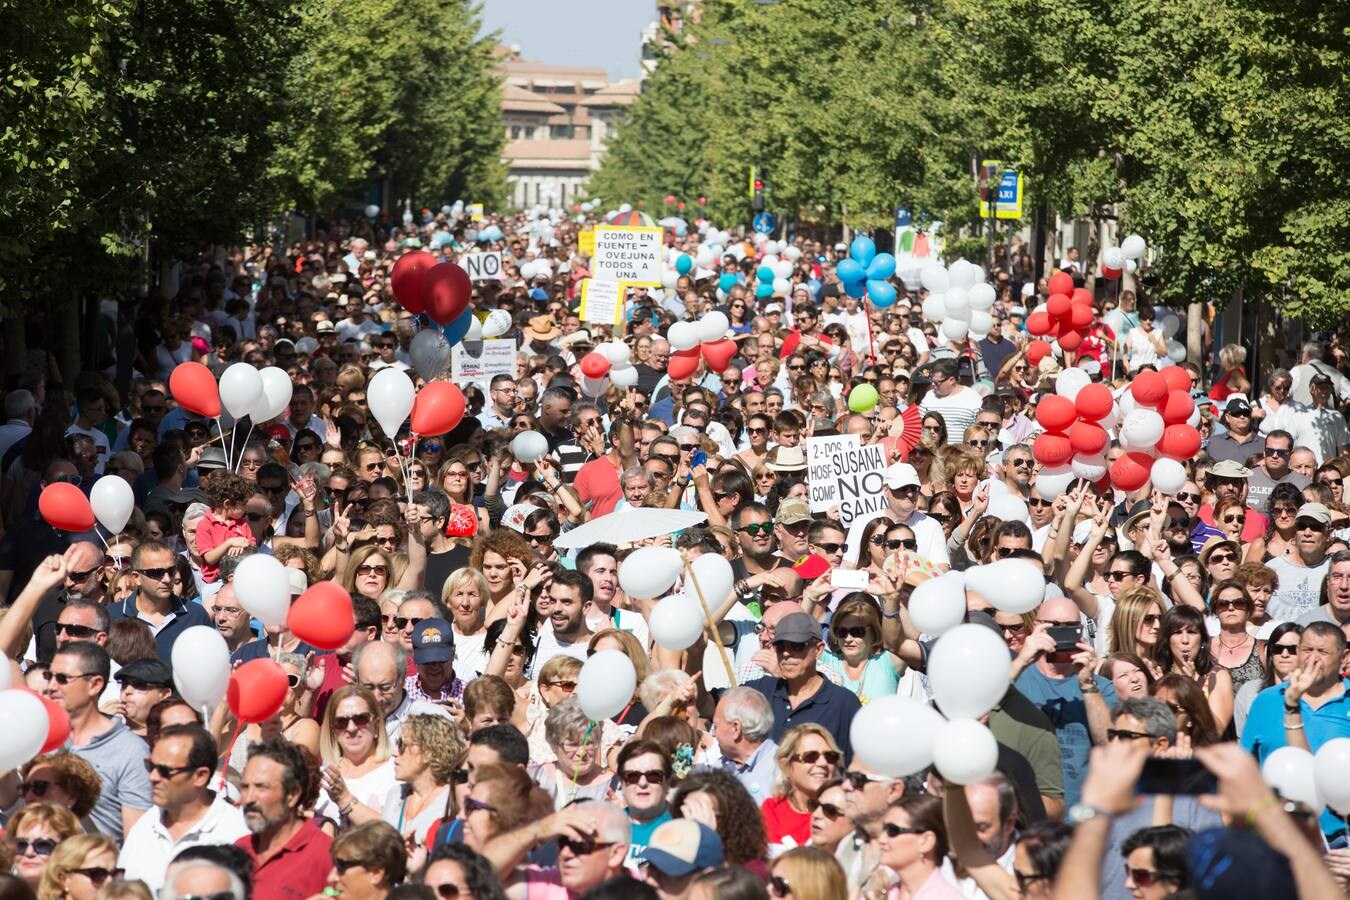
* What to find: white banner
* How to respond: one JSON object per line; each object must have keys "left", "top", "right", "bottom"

{"left": 806, "top": 434, "right": 889, "bottom": 527}
{"left": 461, "top": 251, "right": 503, "bottom": 282}
{"left": 451, "top": 339, "right": 516, "bottom": 395}
{"left": 591, "top": 226, "right": 663, "bottom": 286}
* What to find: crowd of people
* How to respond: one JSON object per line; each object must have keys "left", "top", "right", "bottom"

{"left": 0, "top": 204, "right": 1348, "bottom": 900}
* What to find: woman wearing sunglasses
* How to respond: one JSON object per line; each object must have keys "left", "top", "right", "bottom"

{"left": 38, "top": 834, "right": 118, "bottom": 900}
{"left": 8, "top": 804, "right": 83, "bottom": 889}
{"left": 817, "top": 595, "right": 902, "bottom": 703}
{"left": 418, "top": 844, "right": 508, "bottom": 900}
{"left": 1208, "top": 580, "right": 1265, "bottom": 695}
{"left": 1233, "top": 622, "right": 1302, "bottom": 733}
{"left": 341, "top": 546, "right": 405, "bottom": 600}
{"left": 768, "top": 845, "right": 847, "bottom": 900}
{"left": 12, "top": 754, "right": 100, "bottom": 830}
{"left": 806, "top": 778, "right": 852, "bottom": 854}
{"left": 324, "top": 820, "right": 406, "bottom": 900}
{"left": 762, "top": 724, "right": 842, "bottom": 849}
{"left": 318, "top": 685, "right": 396, "bottom": 826}
{"left": 869, "top": 793, "right": 962, "bottom": 899}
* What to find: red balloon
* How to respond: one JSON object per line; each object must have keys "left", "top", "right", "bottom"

{"left": 411, "top": 382, "right": 466, "bottom": 435}
{"left": 1046, "top": 293, "right": 1072, "bottom": 319}
{"left": 227, "top": 659, "right": 290, "bottom": 724}
{"left": 1157, "top": 424, "right": 1202, "bottom": 460}
{"left": 39, "top": 483, "right": 94, "bottom": 532}
{"left": 169, "top": 361, "right": 221, "bottom": 417}
{"left": 1075, "top": 383, "right": 1114, "bottom": 421}
{"left": 37, "top": 694, "right": 69, "bottom": 754}
{"left": 1102, "top": 266, "right": 1122, "bottom": 281}
{"left": 1057, "top": 329, "right": 1084, "bottom": 352}
{"left": 1033, "top": 432, "right": 1074, "bottom": 467}
{"left": 667, "top": 347, "right": 701, "bottom": 380}
{"left": 421, "top": 263, "right": 472, "bottom": 325}
{"left": 1069, "top": 303, "right": 1094, "bottom": 329}
{"left": 1035, "top": 395, "right": 1078, "bottom": 432}
{"left": 1069, "top": 421, "right": 1108, "bottom": 455}
{"left": 1159, "top": 366, "right": 1191, "bottom": 393}
{"left": 1160, "top": 389, "right": 1195, "bottom": 425}
{"left": 1071, "top": 288, "right": 1093, "bottom": 306}
{"left": 1130, "top": 370, "right": 1168, "bottom": 406}
{"left": 1026, "top": 311, "right": 1053, "bottom": 337}
{"left": 580, "top": 352, "right": 611, "bottom": 379}
{"left": 1026, "top": 340, "right": 1052, "bottom": 366}
{"left": 391, "top": 251, "right": 437, "bottom": 313}
{"left": 288, "top": 581, "right": 355, "bottom": 651}
{"left": 701, "top": 339, "right": 738, "bottom": 373}
{"left": 1048, "top": 272, "right": 1074, "bottom": 297}
{"left": 1110, "top": 451, "right": 1155, "bottom": 491}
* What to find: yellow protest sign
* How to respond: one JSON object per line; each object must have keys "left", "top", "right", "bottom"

{"left": 578, "top": 227, "right": 595, "bottom": 257}
{"left": 578, "top": 279, "right": 624, "bottom": 327}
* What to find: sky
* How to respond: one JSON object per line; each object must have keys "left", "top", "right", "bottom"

{"left": 480, "top": 0, "right": 657, "bottom": 81}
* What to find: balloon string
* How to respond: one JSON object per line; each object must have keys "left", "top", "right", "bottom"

{"left": 234, "top": 421, "right": 255, "bottom": 473}
{"left": 217, "top": 716, "right": 245, "bottom": 792}
{"left": 571, "top": 722, "right": 596, "bottom": 793}
{"left": 215, "top": 417, "right": 230, "bottom": 469}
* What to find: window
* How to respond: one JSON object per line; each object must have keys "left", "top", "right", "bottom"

{"left": 549, "top": 124, "right": 574, "bottom": 139}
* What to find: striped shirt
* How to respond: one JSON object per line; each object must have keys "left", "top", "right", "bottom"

{"left": 919, "top": 387, "right": 981, "bottom": 443}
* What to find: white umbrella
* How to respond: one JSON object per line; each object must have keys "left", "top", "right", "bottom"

{"left": 553, "top": 508, "right": 707, "bottom": 551}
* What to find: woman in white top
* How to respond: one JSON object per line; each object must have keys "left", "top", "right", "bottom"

{"left": 378, "top": 713, "right": 464, "bottom": 841}
{"left": 1125, "top": 306, "right": 1166, "bottom": 372}
{"left": 316, "top": 684, "right": 397, "bottom": 825}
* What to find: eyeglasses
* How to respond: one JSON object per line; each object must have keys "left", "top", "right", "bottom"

{"left": 394, "top": 616, "right": 424, "bottom": 630}
{"left": 835, "top": 625, "right": 869, "bottom": 640}
{"left": 419, "top": 442, "right": 443, "bottom": 453}
{"left": 333, "top": 712, "right": 373, "bottom": 730}
{"left": 620, "top": 769, "right": 667, "bottom": 786}
{"left": 143, "top": 758, "right": 198, "bottom": 779}
{"left": 791, "top": 750, "right": 841, "bottom": 766}
{"left": 812, "top": 542, "right": 845, "bottom": 554}
{"left": 356, "top": 564, "right": 388, "bottom": 577}
{"left": 1107, "top": 728, "right": 1153, "bottom": 742}
{"left": 286, "top": 673, "right": 302, "bottom": 688}
{"left": 1175, "top": 492, "right": 1200, "bottom": 503}
{"left": 56, "top": 622, "right": 100, "bottom": 639}
{"left": 51, "top": 672, "right": 97, "bottom": 686}
{"left": 333, "top": 858, "right": 365, "bottom": 875}
{"left": 14, "top": 838, "right": 57, "bottom": 857}
{"left": 70, "top": 867, "right": 123, "bottom": 887}
{"left": 558, "top": 837, "right": 615, "bottom": 856}
{"left": 1220, "top": 515, "right": 1242, "bottom": 525}
{"left": 1105, "top": 570, "right": 1134, "bottom": 582}
{"left": 360, "top": 681, "right": 397, "bottom": 694}
{"left": 880, "top": 822, "right": 929, "bottom": 838}
{"left": 138, "top": 566, "right": 175, "bottom": 581}
{"left": 21, "top": 779, "right": 53, "bottom": 797}
{"left": 545, "top": 680, "right": 577, "bottom": 693}
{"left": 739, "top": 522, "right": 774, "bottom": 535}
{"left": 1272, "top": 643, "right": 1299, "bottom": 656}
{"left": 1141, "top": 614, "right": 1161, "bottom": 626}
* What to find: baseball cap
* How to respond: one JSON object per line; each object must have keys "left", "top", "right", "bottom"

{"left": 528, "top": 288, "right": 549, "bottom": 302}
{"left": 1222, "top": 396, "right": 1252, "bottom": 417}
{"left": 287, "top": 568, "right": 308, "bottom": 596}
{"left": 316, "top": 320, "right": 336, "bottom": 334}
{"left": 1295, "top": 502, "right": 1331, "bottom": 525}
{"left": 641, "top": 819, "right": 724, "bottom": 877}
{"left": 114, "top": 658, "right": 173, "bottom": 688}
{"left": 412, "top": 617, "right": 455, "bottom": 665}
{"left": 772, "top": 612, "right": 822, "bottom": 645}
{"left": 1209, "top": 459, "right": 1252, "bottom": 479}
{"left": 833, "top": 242, "right": 848, "bottom": 251}
{"left": 775, "top": 497, "right": 811, "bottom": 525}
{"left": 764, "top": 303, "right": 783, "bottom": 314}
{"left": 883, "top": 462, "right": 921, "bottom": 490}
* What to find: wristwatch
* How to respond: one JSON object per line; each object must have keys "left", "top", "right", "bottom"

{"left": 1067, "top": 803, "right": 1109, "bottom": 826}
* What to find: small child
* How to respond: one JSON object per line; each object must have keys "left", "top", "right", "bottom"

{"left": 196, "top": 470, "right": 258, "bottom": 583}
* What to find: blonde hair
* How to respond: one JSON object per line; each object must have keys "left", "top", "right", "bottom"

{"left": 440, "top": 568, "right": 490, "bottom": 611}
{"left": 341, "top": 546, "right": 407, "bottom": 595}
{"left": 773, "top": 723, "right": 841, "bottom": 797}
{"left": 536, "top": 655, "right": 582, "bottom": 689}
{"left": 588, "top": 629, "right": 651, "bottom": 686}
{"left": 1109, "top": 586, "right": 1165, "bottom": 656}
{"left": 319, "top": 684, "right": 391, "bottom": 765}
{"left": 771, "top": 846, "right": 847, "bottom": 900}
{"left": 39, "top": 834, "right": 116, "bottom": 900}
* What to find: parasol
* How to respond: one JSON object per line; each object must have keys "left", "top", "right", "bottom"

{"left": 607, "top": 210, "right": 656, "bottom": 227}
{"left": 552, "top": 507, "right": 707, "bottom": 551}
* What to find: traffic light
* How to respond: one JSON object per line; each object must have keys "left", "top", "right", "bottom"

{"left": 750, "top": 166, "right": 766, "bottom": 212}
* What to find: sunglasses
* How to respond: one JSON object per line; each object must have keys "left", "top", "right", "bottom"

{"left": 394, "top": 616, "right": 424, "bottom": 630}
{"left": 835, "top": 625, "right": 869, "bottom": 640}
{"left": 1107, "top": 728, "right": 1153, "bottom": 742}
{"left": 356, "top": 564, "right": 388, "bottom": 577}
{"left": 56, "top": 622, "right": 100, "bottom": 639}
{"left": 1207, "top": 552, "right": 1236, "bottom": 564}
{"left": 51, "top": 672, "right": 96, "bottom": 686}
{"left": 739, "top": 522, "right": 774, "bottom": 535}
{"left": 21, "top": 779, "right": 53, "bottom": 797}
{"left": 813, "top": 542, "right": 845, "bottom": 554}
{"left": 844, "top": 770, "right": 893, "bottom": 790}
{"left": 1128, "top": 868, "right": 1177, "bottom": 889}
{"left": 997, "top": 622, "right": 1029, "bottom": 636}
{"left": 1296, "top": 520, "right": 1328, "bottom": 532}
{"left": 1213, "top": 598, "right": 1250, "bottom": 612}
{"left": 246, "top": 511, "right": 269, "bottom": 523}
{"left": 333, "top": 858, "right": 364, "bottom": 875}
{"left": 994, "top": 546, "right": 1020, "bottom": 558}
{"left": 545, "top": 680, "right": 577, "bottom": 693}
{"left": 1264, "top": 447, "right": 1290, "bottom": 458}
{"left": 138, "top": 566, "right": 175, "bottom": 581}
{"left": 769, "top": 876, "right": 793, "bottom": 898}
{"left": 880, "top": 822, "right": 929, "bottom": 838}
{"left": 1141, "top": 614, "right": 1161, "bottom": 626}
{"left": 14, "top": 838, "right": 57, "bottom": 857}
{"left": 791, "top": 750, "right": 841, "bottom": 766}
{"left": 143, "top": 758, "right": 197, "bottom": 779}
{"left": 493, "top": 639, "right": 528, "bottom": 657}
{"left": 70, "top": 868, "right": 123, "bottom": 887}
{"left": 526, "top": 531, "right": 558, "bottom": 544}
{"left": 1105, "top": 570, "right": 1134, "bottom": 581}
{"left": 427, "top": 885, "right": 469, "bottom": 899}
{"left": 463, "top": 797, "right": 496, "bottom": 815}
{"left": 1007, "top": 458, "right": 1034, "bottom": 469}
{"left": 419, "top": 442, "right": 443, "bottom": 453}
{"left": 333, "top": 713, "right": 373, "bottom": 730}
{"left": 774, "top": 640, "right": 813, "bottom": 654}
{"left": 620, "top": 769, "right": 667, "bottom": 786}
{"left": 810, "top": 799, "right": 846, "bottom": 819}
{"left": 968, "top": 439, "right": 990, "bottom": 448}
{"left": 65, "top": 565, "right": 99, "bottom": 582}
{"left": 1272, "top": 643, "right": 1299, "bottom": 656}
{"left": 1272, "top": 505, "right": 1298, "bottom": 516}
{"left": 558, "top": 837, "right": 615, "bottom": 857}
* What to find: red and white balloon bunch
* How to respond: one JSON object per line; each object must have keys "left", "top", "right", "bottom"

{"left": 1024, "top": 272, "right": 1095, "bottom": 365}
{"left": 665, "top": 312, "right": 738, "bottom": 379}
{"left": 578, "top": 342, "right": 639, "bottom": 397}
{"left": 1032, "top": 364, "right": 1202, "bottom": 497}
{"left": 1101, "top": 233, "right": 1148, "bottom": 281}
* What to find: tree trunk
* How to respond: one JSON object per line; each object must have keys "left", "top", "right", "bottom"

{"left": 54, "top": 288, "right": 81, "bottom": 387}
{"left": 1187, "top": 298, "right": 1206, "bottom": 366}
{"left": 3, "top": 315, "right": 27, "bottom": 381}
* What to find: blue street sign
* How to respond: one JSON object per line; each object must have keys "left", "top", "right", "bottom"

{"left": 894, "top": 206, "right": 912, "bottom": 229}
{"left": 753, "top": 212, "right": 776, "bottom": 234}
{"left": 997, "top": 171, "right": 1019, "bottom": 205}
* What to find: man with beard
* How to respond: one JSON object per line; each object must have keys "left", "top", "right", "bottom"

{"left": 530, "top": 569, "right": 594, "bottom": 676}
{"left": 236, "top": 738, "right": 332, "bottom": 900}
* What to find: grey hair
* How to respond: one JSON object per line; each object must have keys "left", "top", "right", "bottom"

{"left": 276, "top": 652, "right": 308, "bottom": 681}
{"left": 810, "top": 391, "right": 836, "bottom": 415}
{"left": 1114, "top": 697, "right": 1177, "bottom": 744}
{"left": 573, "top": 800, "right": 631, "bottom": 846}
{"left": 181, "top": 502, "right": 211, "bottom": 531}
{"left": 353, "top": 639, "right": 408, "bottom": 683}
{"left": 3, "top": 390, "right": 35, "bottom": 419}
{"left": 1302, "top": 341, "right": 1324, "bottom": 361}
{"left": 670, "top": 425, "right": 699, "bottom": 446}
{"left": 544, "top": 696, "right": 591, "bottom": 747}
{"left": 639, "top": 669, "right": 693, "bottom": 713}
{"left": 378, "top": 588, "right": 410, "bottom": 608}
{"left": 1270, "top": 367, "right": 1291, "bottom": 384}
{"left": 717, "top": 686, "right": 775, "bottom": 742}
{"left": 160, "top": 861, "right": 247, "bottom": 900}
{"left": 621, "top": 465, "right": 652, "bottom": 488}
{"left": 298, "top": 461, "right": 330, "bottom": 483}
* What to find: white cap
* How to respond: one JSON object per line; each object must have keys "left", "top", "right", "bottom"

{"left": 764, "top": 303, "right": 783, "bottom": 314}
{"left": 884, "top": 462, "right": 920, "bottom": 489}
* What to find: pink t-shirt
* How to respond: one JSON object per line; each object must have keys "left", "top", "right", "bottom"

{"left": 196, "top": 509, "right": 256, "bottom": 583}
{"left": 573, "top": 457, "right": 622, "bottom": 518}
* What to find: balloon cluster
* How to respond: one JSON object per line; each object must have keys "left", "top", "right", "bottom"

{"left": 753, "top": 255, "right": 795, "bottom": 300}
{"left": 918, "top": 259, "right": 997, "bottom": 341}
{"left": 476, "top": 225, "right": 504, "bottom": 243}
{"left": 666, "top": 312, "right": 737, "bottom": 378}
{"left": 836, "top": 236, "right": 898, "bottom": 307}
{"left": 1101, "top": 233, "right": 1147, "bottom": 280}
{"left": 577, "top": 342, "right": 640, "bottom": 397}
{"left": 1261, "top": 739, "right": 1350, "bottom": 820}
{"left": 1025, "top": 272, "right": 1094, "bottom": 364}
{"left": 390, "top": 252, "right": 471, "bottom": 326}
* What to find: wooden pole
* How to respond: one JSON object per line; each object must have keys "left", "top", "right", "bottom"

{"left": 680, "top": 551, "right": 735, "bottom": 684}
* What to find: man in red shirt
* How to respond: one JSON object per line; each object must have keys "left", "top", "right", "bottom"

{"left": 236, "top": 739, "right": 332, "bottom": 900}
{"left": 572, "top": 411, "right": 638, "bottom": 518}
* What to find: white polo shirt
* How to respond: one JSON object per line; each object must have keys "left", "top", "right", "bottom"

{"left": 118, "top": 793, "right": 250, "bottom": 892}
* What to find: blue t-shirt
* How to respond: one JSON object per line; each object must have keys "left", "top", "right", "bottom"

{"left": 626, "top": 808, "right": 673, "bottom": 867}
{"left": 1014, "top": 666, "right": 1117, "bottom": 807}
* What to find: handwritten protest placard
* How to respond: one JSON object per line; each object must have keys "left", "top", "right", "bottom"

{"left": 806, "top": 434, "right": 889, "bottom": 527}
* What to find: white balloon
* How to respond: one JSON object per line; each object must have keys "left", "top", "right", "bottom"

{"left": 576, "top": 649, "right": 637, "bottom": 721}
{"left": 1151, "top": 458, "right": 1187, "bottom": 495}
{"left": 233, "top": 554, "right": 290, "bottom": 626}
{"left": 941, "top": 319, "right": 969, "bottom": 341}
{"left": 1071, "top": 453, "right": 1108, "bottom": 481}
{"left": 368, "top": 368, "right": 415, "bottom": 438}
{"left": 986, "top": 493, "right": 1029, "bottom": 523}
{"left": 783, "top": 246, "right": 802, "bottom": 261}
{"left": 254, "top": 367, "right": 294, "bottom": 421}
{"left": 0, "top": 653, "right": 8, "bottom": 691}
{"left": 922, "top": 295, "right": 947, "bottom": 323}
{"left": 667, "top": 321, "right": 700, "bottom": 351}
{"left": 410, "top": 329, "right": 453, "bottom": 380}
{"left": 944, "top": 288, "right": 970, "bottom": 316}
{"left": 1056, "top": 367, "right": 1091, "bottom": 401}
{"left": 662, "top": 270, "right": 679, "bottom": 289}
{"left": 520, "top": 260, "right": 538, "bottom": 281}
{"left": 601, "top": 342, "right": 631, "bottom": 366}
{"left": 1166, "top": 339, "right": 1188, "bottom": 363}
{"left": 928, "top": 624, "right": 1011, "bottom": 719}
{"left": 0, "top": 690, "right": 48, "bottom": 772}
{"left": 1185, "top": 406, "right": 1201, "bottom": 428}
{"left": 465, "top": 315, "right": 483, "bottom": 342}
{"left": 933, "top": 719, "right": 999, "bottom": 784}
{"left": 689, "top": 553, "right": 735, "bottom": 608}
{"left": 1262, "top": 746, "right": 1321, "bottom": 814}
{"left": 219, "top": 363, "right": 263, "bottom": 419}
{"left": 1159, "top": 314, "right": 1181, "bottom": 338}
{"left": 365, "top": 204, "right": 381, "bottom": 218}
{"left": 1102, "top": 247, "right": 1124, "bottom": 270}
{"left": 966, "top": 559, "right": 1046, "bottom": 614}
{"left": 650, "top": 593, "right": 705, "bottom": 650}
{"left": 579, "top": 375, "right": 608, "bottom": 398}
{"left": 619, "top": 203, "right": 632, "bottom": 213}
{"left": 1121, "top": 409, "right": 1165, "bottom": 449}
{"left": 850, "top": 696, "right": 944, "bottom": 777}
{"left": 949, "top": 259, "right": 978, "bottom": 289}
{"left": 1125, "top": 259, "right": 1138, "bottom": 275}
{"left": 774, "top": 260, "right": 793, "bottom": 280}
{"left": 695, "top": 247, "right": 714, "bottom": 268}
{"left": 510, "top": 430, "right": 549, "bottom": 463}
{"left": 1314, "top": 737, "right": 1350, "bottom": 815}
{"left": 1117, "top": 389, "right": 1138, "bottom": 418}
{"left": 909, "top": 572, "right": 968, "bottom": 637}
{"left": 968, "top": 283, "right": 996, "bottom": 311}
{"left": 1034, "top": 465, "right": 1075, "bottom": 501}
{"left": 90, "top": 474, "right": 134, "bottom": 533}
{"left": 1121, "top": 234, "right": 1146, "bottom": 259}
{"left": 609, "top": 365, "right": 638, "bottom": 388}
{"left": 773, "top": 277, "right": 790, "bottom": 297}
{"left": 698, "top": 312, "right": 730, "bottom": 342}
{"left": 171, "top": 625, "right": 231, "bottom": 710}
{"left": 481, "top": 309, "right": 512, "bottom": 338}
{"left": 619, "top": 547, "right": 684, "bottom": 600}
{"left": 946, "top": 304, "right": 972, "bottom": 323}
{"left": 920, "top": 265, "right": 950, "bottom": 294}
{"left": 968, "top": 311, "right": 994, "bottom": 339}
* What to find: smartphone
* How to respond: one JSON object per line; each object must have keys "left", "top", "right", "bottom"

{"left": 690, "top": 449, "right": 708, "bottom": 468}
{"left": 1047, "top": 625, "right": 1082, "bottom": 653}
{"left": 831, "top": 569, "right": 870, "bottom": 591}
{"left": 1135, "top": 758, "right": 1218, "bottom": 796}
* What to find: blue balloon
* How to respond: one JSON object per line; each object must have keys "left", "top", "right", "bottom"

{"left": 836, "top": 259, "right": 865, "bottom": 283}
{"left": 676, "top": 254, "right": 693, "bottom": 275}
{"left": 866, "top": 253, "right": 896, "bottom": 281}
{"left": 755, "top": 282, "right": 774, "bottom": 299}
{"left": 719, "top": 272, "right": 739, "bottom": 293}
{"left": 867, "top": 280, "right": 897, "bottom": 307}
{"left": 850, "top": 235, "right": 876, "bottom": 267}
{"left": 441, "top": 308, "right": 474, "bottom": 345}
{"left": 756, "top": 265, "right": 776, "bottom": 284}
{"left": 844, "top": 278, "right": 866, "bottom": 299}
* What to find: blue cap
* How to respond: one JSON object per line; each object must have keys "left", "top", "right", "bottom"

{"left": 529, "top": 288, "right": 549, "bottom": 302}
{"left": 640, "top": 819, "right": 723, "bottom": 876}
{"left": 411, "top": 617, "right": 454, "bottom": 665}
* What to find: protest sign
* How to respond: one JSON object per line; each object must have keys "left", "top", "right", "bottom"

{"left": 461, "top": 251, "right": 502, "bottom": 282}
{"left": 591, "top": 226, "right": 662, "bottom": 286}
{"left": 806, "top": 434, "right": 889, "bottom": 527}
{"left": 578, "top": 228, "right": 596, "bottom": 257}
{"left": 578, "top": 279, "right": 624, "bottom": 327}
{"left": 467, "top": 203, "right": 484, "bottom": 223}
{"left": 451, "top": 339, "right": 515, "bottom": 393}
